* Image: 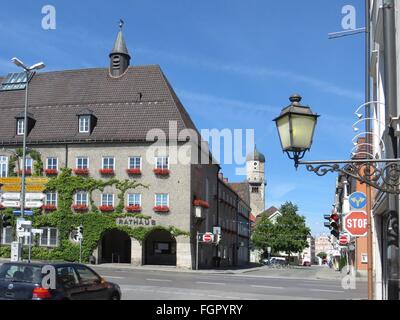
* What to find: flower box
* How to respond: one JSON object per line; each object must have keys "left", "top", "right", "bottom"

{"left": 99, "top": 169, "right": 115, "bottom": 175}
{"left": 99, "top": 205, "right": 114, "bottom": 212}
{"left": 126, "top": 168, "right": 141, "bottom": 175}
{"left": 153, "top": 206, "right": 170, "bottom": 213}
{"left": 72, "top": 204, "right": 89, "bottom": 212}
{"left": 153, "top": 168, "right": 170, "bottom": 176}
{"left": 42, "top": 204, "right": 57, "bottom": 212}
{"left": 126, "top": 205, "right": 142, "bottom": 213}
{"left": 45, "top": 169, "right": 58, "bottom": 176}
{"left": 193, "top": 199, "right": 210, "bottom": 209}
{"left": 17, "top": 169, "right": 32, "bottom": 175}
{"left": 74, "top": 168, "right": 89, "bottom": 175}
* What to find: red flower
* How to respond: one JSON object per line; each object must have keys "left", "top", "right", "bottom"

{"left": 45, "top": 169, "right": 58, "bottom": 175}
{"left": 42, "top": 204, "right": 57, "bottom": 211}
{"left": 153, "top": 168, "right": 170, "bottom": 176}
{"left": 72, "top": 204, "right": 89, "bottom": 212}
{"left": 126, "top": 205, "right": 142, "bottom": 213}
{"left": 99, "top": 168, "right": 115, "bottom": 175}
{"left": 126, "top": 168, "right": 141, "bottom": 175}
{"left": 99, "top": 205, "right": 114, "bottom": 212}
{"left": 193, "top": 199, "right": 210, "bottom": 209}
{"left": 153, "top": 206, "right": 170, "bottom": 213}
{"left": 74, "top": 168, "right": 89, "bottom": 175}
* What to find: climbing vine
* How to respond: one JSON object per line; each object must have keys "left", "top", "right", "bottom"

{"left": 6, "top": 148, "right": 43, "bottom": 176}
{"left": 0, "top": 162, "right": 190, "bottom": 262}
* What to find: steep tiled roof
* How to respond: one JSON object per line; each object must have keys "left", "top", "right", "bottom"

{"left": 261, "top": 206, "right": 279, "bottom": 218}
{"left": 0, "top": 65, "right": 199, "bottom": 145}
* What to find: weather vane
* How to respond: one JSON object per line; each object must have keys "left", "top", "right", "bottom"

{"left": 119, "top": 19, "right": 124, "bottom": 29}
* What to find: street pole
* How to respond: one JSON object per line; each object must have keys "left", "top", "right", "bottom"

{"left": 20, "top": 69, "right": 29, "bottom": 220}
{"left": 79, "top": 238, "right": 82, "bottom": 263}
{"left": 196, "top": 232, "right": 199, "bottom": 270}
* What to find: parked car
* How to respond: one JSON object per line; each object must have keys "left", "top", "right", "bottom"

{"left": 262, "top": 257, "right": 288, "bottom": 266}
{"left": 302, "top": 261, "right": 311, "bottom": 267}
{"left": 0, "top": 262, "right": 121, "bottom": 300}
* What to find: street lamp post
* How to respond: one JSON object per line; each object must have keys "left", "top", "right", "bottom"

{"left": 11, "top": 58, "right": 45, "bottom": 220}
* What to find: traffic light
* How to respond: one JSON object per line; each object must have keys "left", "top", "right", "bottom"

{"left": 0, "top": 214, "right": 12, "bottom": 228}
{"left": 77, "top": 225, "right": 83, "bottom": 235}
{"left": 323, "top": 213, "right": 340, "bottom": 238}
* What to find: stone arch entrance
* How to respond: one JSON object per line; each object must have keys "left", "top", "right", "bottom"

{"left": 101, "top": 229, "right": 131, "bottom": 264}
{"left": 144, "top": 229, "right": 176, "bottom": 266}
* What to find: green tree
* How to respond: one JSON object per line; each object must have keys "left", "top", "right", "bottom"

{"left": 273, "top": 202, "right": 311, "bottom": 263}
{"left": 251, "top": 215, "right": 276, "bottom": 257}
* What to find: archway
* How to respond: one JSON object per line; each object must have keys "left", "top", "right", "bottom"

{"left": 101, "top": 229, "right": 131, "bottom": 264}
{"left": 144, "top": 229, "right": 176, "bottom": 266}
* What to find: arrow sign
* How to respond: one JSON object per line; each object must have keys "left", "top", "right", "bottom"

{"left": 13, "top": 210, "right": 34, "bottom": 216}
{"left": 24, "top": 201, "right": 43, "bottom": 208}
{"left": 25, "top": 193, "right": 46, "bottom": 201}
{"left": 1, "top": 200, "right": 21, "bottom": 208}
{"left": 349, "top": 192, "right": 367, "bottom": 209}
{"left": 1, "top": 193, "right": 21, "bottom": 200}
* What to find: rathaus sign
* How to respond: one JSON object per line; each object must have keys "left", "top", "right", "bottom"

{"left": 116, "top": 217, "right": 157, "bottom": 228}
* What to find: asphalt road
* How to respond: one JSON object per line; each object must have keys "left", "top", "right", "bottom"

{"left": 93, "top": 266, "right": 368, "bottom": 300}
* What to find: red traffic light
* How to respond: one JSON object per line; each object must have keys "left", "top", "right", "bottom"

{"left": 330, "top": 213, "right": 340, "bottom": 222}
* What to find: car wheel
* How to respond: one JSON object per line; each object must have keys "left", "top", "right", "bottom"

{"left": 110, "top": 293, "right": 120, "bottom": 300}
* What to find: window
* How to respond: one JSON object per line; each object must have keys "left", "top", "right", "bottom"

{"left": 0, "top": 156, "right": 8, "bottom": 177}
{"left": 155, "top": 193, "right": 169, "bottom": 207}
{"left": 45, "top": 192, "right": 57, "bottom": 206}
{"left": 74, "top": 265, "right": 101, "bottom": 285}
{"left": 75, "top": 192, "right": 88, "bottom": 205}
{"left": 76, "top": 157, "right": 89, "bottom": 169}
{"left": 79, "top": 116, "right": 90, "bottom": 133}
{"left": 251, "top": 187, "right": 259, "bottom": 193}
{"left": 57, "top": 266, "right": 79, "bottom": 289}
{"left": 101, "top": 194, "right": 114, "bottom": 207}
{"left": 40, "top": 228, "right": 59, "bottom": 247}
{"left": 47, "top": 158, "right": 58, "bottom": 170}
{"left": 127, "top": 194, "right": 141, "bottom": 206}
{"left": 20, "top": 158, "right": 32, "bottom": 171}
{"left": 102, "top": 157, "right": 115, "bottom": 170}
{"left": 129, "top": 157, "right": 141, "bottom": 169}
{"left": 17, "top": 119, "right": 24, "bottom": 135}
{"left": 1, "top": 227, "right": 13, "bottom": 245}
{"left": 155, "top": 156, "right": 169, "bottom": 169}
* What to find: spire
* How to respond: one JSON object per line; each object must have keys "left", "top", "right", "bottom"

{"left": 246, "top": 144, "right": 266, "bottom": 162}
{"left": 109, "top": 19, "right": 131, "bottom": 77}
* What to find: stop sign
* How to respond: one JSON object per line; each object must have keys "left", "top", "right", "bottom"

{"left": 339, "top": 234, "right": 349, "bottom": 246}
{"left": 203, "top": 233, "right": 213, "bottom": 243}
{"left": 344, "top": 211, "right": 368, "bottom": 237}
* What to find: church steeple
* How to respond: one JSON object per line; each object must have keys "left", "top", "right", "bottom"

{"left": 109, "top": 19, "right": 131, "bottom": 77}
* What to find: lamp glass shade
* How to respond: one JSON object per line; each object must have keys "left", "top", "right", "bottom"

{"left": 291, "top": 114, "right": 317, "bottom": 150}
{"left": 276, "top": 114, "right": 291, "bottom": 150}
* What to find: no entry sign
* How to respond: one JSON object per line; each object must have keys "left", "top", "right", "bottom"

{"left": 344, "top": 211, "right": 368, "bottom": 237}
{"left": 339, "top": 234, "right": 349, "bottom": 246}
{"left": 203, "top": 233, "right": 213, "bottom": 243}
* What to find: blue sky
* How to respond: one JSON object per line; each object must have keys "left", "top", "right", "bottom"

{"left": 0, "top": 0, "right": 366, "bottom": 236}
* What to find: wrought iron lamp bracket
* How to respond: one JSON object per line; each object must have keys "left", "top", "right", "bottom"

{"left": 296, "top": 158, "right": 400, "bottom": 194}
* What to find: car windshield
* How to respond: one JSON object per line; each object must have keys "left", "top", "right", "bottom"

{"left": 0, "top": 264, "right": 43, "bottom": 284}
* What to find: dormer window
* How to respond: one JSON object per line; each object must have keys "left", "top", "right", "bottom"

{"left": 79, "top": 116, "right": 90, "bottom": 133}
{"left": 17, "top": 119, "right": 25, "bottom": 135}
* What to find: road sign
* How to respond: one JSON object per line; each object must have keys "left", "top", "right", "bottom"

{"left": 24, "top": 201, "right": 43, "bottom": 208}
{"left": 344, "top": 211, "right": 368, "bottom": 237}
{"left": 349, "top": 192, "right": 367, "bottom": 209}
{"left": 13, "top": 210, "right": 34, "bottom": 216}
{"left": 202, "top": 232, "right": 213, "bottom": 243}
{"left": 1, "top": 193, "right": 21, "bottom": 200}
{"left": 339, "top": 234, "right": 350, "bottom": 246}
{"left": 1, "top": 200, "right": 21, "bottom": 208}
{"left": 25, "top": 193, "right": 46, "bottom": 200}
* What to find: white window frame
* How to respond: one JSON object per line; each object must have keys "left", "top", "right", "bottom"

{"left": 76, "top": 157, "right": 89, "bottom": 169}
{"left": 127, "top": 193, "right": 141, "bottom": 206}
{"left": 102, "top": 157, "right": 115, "bottom": 170}
{"left": 155, "top": 193, "right": 169, "bottom": 207}
{"left": 17, "top": 119, "right": 24, "bottom": 135}
{"left": 0, "top": 155, "right": 8, "bottom": 177}
{"left": 21, "top": 158, "right": 33, "bottom": 171}
{"left": 79, "top": 116, "right": 90, "bottom": 133}
{"left": 1, "top": 227, "right": 13, "bottom": 245}
{"left": 39, "top": 227, "right": 59, "bottom": 247}
{"left": 155, "top": 156, "right": 169, "bottom": 170}
{"left": 101, "top": 194, "right": 114, "bottom": 207}
{"left": 45, "top": 192, "right": 58, "bottom": 206}
{"left": 128, "top": 156, "right": 142, "bottom": 169}
{"left": 46, "top": 157, "right": 58, "bottom": 170}
{"left": 75, "top": 192, "right": 88, "bottom": 205}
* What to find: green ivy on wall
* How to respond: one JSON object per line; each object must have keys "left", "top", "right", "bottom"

{"left": 6, "top": 148, "right": 43, "bottom": 176}
{"left": 0, "top": 164, "right": 190, "bottom": 262}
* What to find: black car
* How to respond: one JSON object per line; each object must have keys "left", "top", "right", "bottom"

{"left": 0, "top": 262, "right": 121, "bottom": 300}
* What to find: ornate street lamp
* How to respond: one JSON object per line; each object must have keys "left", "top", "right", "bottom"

{"left": 273, "top": 94, "right": 319, "bottom": 167}
{"left": 274, "top": 94, "right": 400, "bottom": 194}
